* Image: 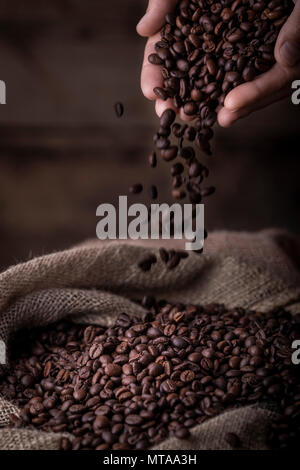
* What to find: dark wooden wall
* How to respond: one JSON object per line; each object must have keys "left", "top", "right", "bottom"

{"left": 0, "top": 0, "right": 299, "bottom": 269}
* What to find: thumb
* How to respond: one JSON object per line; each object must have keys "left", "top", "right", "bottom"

{"left": 137, "top": 0, "right": 178, "bottom": 37}
{"left": 275, "top": 0, "right": 300, "bottom": 67}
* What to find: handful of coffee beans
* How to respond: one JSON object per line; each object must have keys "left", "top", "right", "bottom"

{"left": 148, "top": 0, "right": 293, "bottom": 198}
{"left": 1, "top": 300, "right": 299, "bottom": 450}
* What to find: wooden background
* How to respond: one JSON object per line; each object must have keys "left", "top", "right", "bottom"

{"left": 0, "top": 0, "right": 299, "bottom": 269}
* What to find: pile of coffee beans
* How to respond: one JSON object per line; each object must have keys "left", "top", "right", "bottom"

{"left": 1, "top": 301, "right": 299, "bottom": 450}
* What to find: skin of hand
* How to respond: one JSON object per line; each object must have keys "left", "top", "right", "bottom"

{"left": 137, "top": 0, "right": 300, "bottom": 127}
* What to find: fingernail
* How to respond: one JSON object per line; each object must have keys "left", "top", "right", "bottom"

{"left": 280, "top": 41, "right": 300, "bottom": 67}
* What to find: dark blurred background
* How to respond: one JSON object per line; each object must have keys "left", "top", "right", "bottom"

{"left": 0, "top": 0, "right": 299, "bottom": 269}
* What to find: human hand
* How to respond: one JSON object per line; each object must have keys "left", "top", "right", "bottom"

{"left": 218, "top": 0, "right": 300, "bottom": 126}
{"left": 137, "top": 0, "right": 300, "bottom": 126}
{"left": 137, "top": 0, "right": 191, "bottom": 120}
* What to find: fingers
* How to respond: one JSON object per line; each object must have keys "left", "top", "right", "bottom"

{"left": 141, "top": 33, "right": 183, "bottom": 118}
{"left": 223, "top": 63, "right": 291, "bottom": 113}
{"left": 219, "top": 1, "right": 300, "bottom": 128}
{"left": 137, "top": 0, "right": 178, "bottom": 37}
{"left": 275, "top": 0, "right": 300, "bottom": 67}
{"left": 155, "top": 98, "right": 177, "bottom": 117}
{"left": 141, "top": 33, "right": 163, "bottom": 100}
{"left": 218, "top": 85, "right": 290, "bottom": 127}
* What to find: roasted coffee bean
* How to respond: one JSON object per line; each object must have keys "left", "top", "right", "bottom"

{"left": 149, "top": 363, "right": 164, "bottom": 377}
{"left": 125, "top": 414, "right": 143, "bottom": 426}
{"left": 180, "top": 370, "right": 195, "bottom": 383}
{"left": 167, "top": 253, "right": 181, "bottom": 270}
{"left": 171, "top": 163, "right": 184, "bottom": 176}
{"left": 183, "top": 101, "right": 198, "bottom": 116}
{"left": 225, "top": 432, "right": 241, "bottom": 448}
{"left": 180, "top": 146, "right": 195, "bottom": 160}
{"left": 184, "top": 126, "right": 196, "bottom": 141}
{"left": 188, "top": 161, "right": 203, "bottom": 178}
{"left": 129, "top": 184, "right": 143, "bottom": 194}
{"left": 148, "top": 53, "right": 164, "bottom": 66}
{"left": 156, "top": 137, "right": 170, "bottom": 150}
{"left": 188, "top": 352, "right": 202, "bottom": 363}
{"left": 114, "top": 102, "right": 124, "bottom": 118}
{"left": 138, "top": 254, "right": 157, "bottom": 272}
{"left": 105, "top": 364, "right": 122, "bottom": 377}
{"left": 172, "top": 336, "right": 188, "bottom": 349}
{"left": 148, "top": 151, "right": 157, "bottom": 168}
{"left": 175, "top": 426, "right": 190, "bottom": 439}
{"left": 160, "top": 109, "right": 176, "bottom": 128}
{"left": 149, "top": 185, "right": 158, "bottom": 200}
{"left": 159, "top": 247, "right": 169, "bottom": 264}
{"left": 161, "top": 146, "right": 178, "bottom": 161}
{"left": 172, "top": 123, "right": 185, "bottom": 138}
{"left": 161, "top": 379, "right": 177, "bottom": 393}
{"left": 153, "top": 87, "right": 169, "bottom": 101}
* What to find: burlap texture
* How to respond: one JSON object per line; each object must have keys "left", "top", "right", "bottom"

{"left": 0, "top": 229, "right": 299, "bottom": 450}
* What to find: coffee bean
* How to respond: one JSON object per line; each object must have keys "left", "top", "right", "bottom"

{"left": 153, "top": 87, "right": 169, "bottom": 101}
{"left": 175, "top": 427, "right": 190, "bottom": 439}
{"left": 148, "top": 151, "right": 157, "bottom": 168}
{"left": 125, "top": 415, "right": 143, "bottom": 426}
{"left": 129, "top": 184, "right": 143, "bottom": 194}
{"left": 248, "top": 345, "right": 264, "bottom": 357}
{"left": 73, "top": 387, "right": 87, "bottom": 401}
{"left": 148, "top": 53, "right": 164, "bottom": 66}
{"left": 167, "top": 253, "right": 181, "bottom": 270}
{"left": 138, "top": 254, "right": 157, "bottom": 272}
{"left": 147, "top": 327, "right": 162, "bottom": 339}
{"left": 148, "top": 363, "right": 164, "bottom": 377}
{"left": 60, "top": 437, "right": 72, "bottom": 451}
{"left": 188, "top": 352, "right": 202, "bottom": 363}
{"left": 93, "top": 415, "right": 110, "bottom": 431}
{"left": 158, "top": 248, "right": 169, "bottom": 264}
{"left": 171, "top": 163, "right": 184, "bottom": 176}
{"left": 161, "top": 146, "right": 178, "bottom": 161}
{"left": 172, "top": 337, "right": 188, "bottom": 349}
{"left": 105, "top": 364, "right": 122, "bottom": 377}
{"left": 161, "top": 379, "right": 177, "bottom": 393}
{"left": 160, "top": 109, "right": 176, "bottom": 128}
{"left": 180, "top": 370, "right": 195, "bottom": 383}
{"left": 156, "top": 137, "right": 170, "bottom": 150}
{"left": 183, "top": 101, "right": 198, "bottom": 116}
{"left": 114, "top": 102, "right": 124, "bottom": 118}
{"left": 225, "top": 432, "right": 241, "bottom": 448}
{"left": 43, "top": 361, "right": 52, "bottom": 378}
{"left": 202, "top": 348, "right": 215, "bottom": 359}
{"left": 149, "top": 185, "right": 158, "bottom": 200}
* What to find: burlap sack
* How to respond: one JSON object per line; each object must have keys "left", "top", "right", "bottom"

{"left": 0, "top": 229, "right": 299, "bottom": 450}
